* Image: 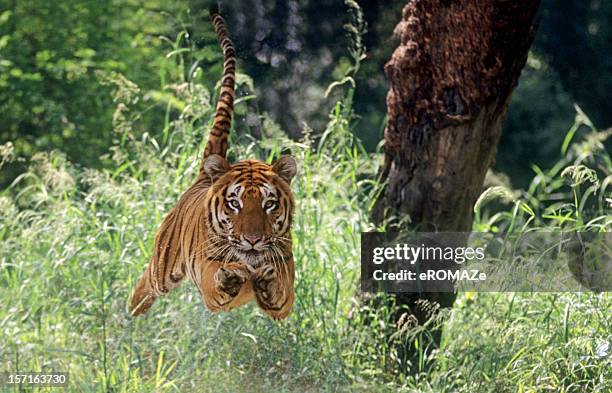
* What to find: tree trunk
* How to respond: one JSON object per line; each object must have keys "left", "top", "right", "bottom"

{"left": 372, "top": 0, "right": 540, "bottom": 366}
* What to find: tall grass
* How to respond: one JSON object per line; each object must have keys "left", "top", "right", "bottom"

{"left": 1, "top": 6, "right": 611, "bottom": 393}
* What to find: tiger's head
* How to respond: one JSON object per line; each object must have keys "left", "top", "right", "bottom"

{"left": 203, "top": 154, "right": 297, "bottom": 266}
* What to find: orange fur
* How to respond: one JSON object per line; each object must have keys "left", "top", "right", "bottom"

{"left": 129, "top": 6, "right": 297, "bottom": 320}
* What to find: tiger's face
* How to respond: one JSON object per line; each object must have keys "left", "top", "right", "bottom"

{"left": 204, "top": 154, "right": 296, "bottom": 266}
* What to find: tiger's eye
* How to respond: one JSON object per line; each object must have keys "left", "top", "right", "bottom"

{"left": 264, "top": 201, "right": 277, "bottom": 210}
{"left": 229, "top": 200, "right": 240, "bottom": 209}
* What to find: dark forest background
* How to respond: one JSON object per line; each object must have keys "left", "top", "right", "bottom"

{"left": 1, "top": 0, "right": 611, "bottom": 187}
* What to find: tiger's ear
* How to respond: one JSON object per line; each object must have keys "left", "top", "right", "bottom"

{"left": 204, "top": 154, "right": 231, "bottom": 182}
{"left": 272, "top": 155, "right": 297, "bottom": 183}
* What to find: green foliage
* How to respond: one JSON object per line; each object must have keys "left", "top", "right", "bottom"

{"left": 475, "top": 108, "right": 611, "bottom": 234}
{"left": 1, "top": 2, "right": 611, "bottom": 392}
{"left": 0, "top": 0, "right": 190, "bottom": 184}
{"left": 1, "top": 35, "right": 611, "bottom": 390}
{"left": 3, "top": 0, "right": 611, "bottom": 195}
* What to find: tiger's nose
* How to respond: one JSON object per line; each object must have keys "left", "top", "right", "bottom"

{"left": 244, "top": 235, "right": 262, "bottom": 245}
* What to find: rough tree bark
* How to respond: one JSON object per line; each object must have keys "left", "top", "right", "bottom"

{"left": 372, "top": 0, "right": 541, "bottom": 361}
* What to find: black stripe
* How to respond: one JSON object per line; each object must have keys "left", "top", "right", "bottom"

{"left": 204, "top": 6, "right": 236, "bottom": 161}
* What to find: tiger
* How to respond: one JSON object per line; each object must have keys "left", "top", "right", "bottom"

{"left": 129, "top": 5, "right": 296, "bottom": 320}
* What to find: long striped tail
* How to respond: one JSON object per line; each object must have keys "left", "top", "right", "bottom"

{"left": 202, "top": 4, "right": 236, "bottom": 168}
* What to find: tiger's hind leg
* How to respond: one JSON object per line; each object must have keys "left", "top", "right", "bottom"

{"left": 252, "top": 258, "right": 295, "bottom": 320}
{"left": 129, "top": 269, "right": 157, "bottom": 316}
{"left": 199, "top": 261, "right": 255, "bottom": 312}
{"left": 129, "top": 255, "right": 185, "bottom": 316}
{"left": 129, "top": 206, "right": 187, "bottom": 317}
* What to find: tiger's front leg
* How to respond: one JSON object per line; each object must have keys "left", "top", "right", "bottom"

{"left": 199, "top": 260, "right": 254, "bottom": 312}
{"left": 252, "top": 258, "right": 295, "bottom": 320}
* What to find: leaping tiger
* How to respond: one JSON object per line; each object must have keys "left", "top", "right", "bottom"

{"left": 129, "top": 5, "right": 296, "bottom": 320}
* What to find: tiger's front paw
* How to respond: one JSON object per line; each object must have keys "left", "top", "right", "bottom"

{"left": 214, "top": 266, "right": 248, "bottom": 298}
{"left": 253, "top": 265, "right": 283, "bottom": 309}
